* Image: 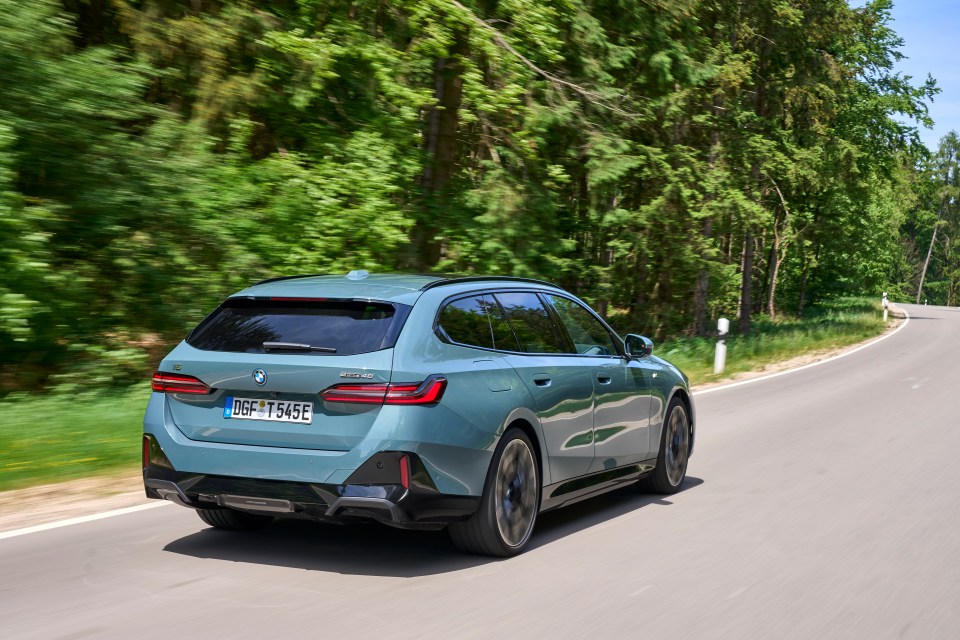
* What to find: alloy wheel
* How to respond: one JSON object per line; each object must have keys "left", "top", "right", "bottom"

{"left": 494, "top": 438, "right": 538, "bottom": 548}
{"left": 664, "top": 405, "right": 690, "bottom": 487}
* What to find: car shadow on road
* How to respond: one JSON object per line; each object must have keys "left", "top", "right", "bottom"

{"left": 163, "top": 476, "right": 703, "bottom": 577}
{"left": 530, "top": 476, "right": 703, "bottom": 551}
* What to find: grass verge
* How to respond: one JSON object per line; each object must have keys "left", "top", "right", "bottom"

{"left": 659, "top": 297, "right": 888, "bottom": 385}
{"left": 0, "top": 385, "right": 149, "bottom": 492}
{"left": 0, "top": 297, "right": 890, "bottom": 492}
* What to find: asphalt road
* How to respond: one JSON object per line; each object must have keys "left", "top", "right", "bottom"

{"left": 3, "top": 304, "right": 959, "bottom": 639}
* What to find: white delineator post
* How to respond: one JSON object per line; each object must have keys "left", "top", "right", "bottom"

{"left": 882, "top": 291, "right": 889, "bottom": 322}
{"left": 714, "top": 317, "right": 729, "bottom": 375}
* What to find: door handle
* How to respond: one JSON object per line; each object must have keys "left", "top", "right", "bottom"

{"left": 596, "top": 373, "right": 612, "bottom": 384}
{"left": 532, "top": 374, "right": 552, "bottom": 387}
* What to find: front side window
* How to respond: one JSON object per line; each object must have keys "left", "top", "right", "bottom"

{"left": 187, "top": 298, "right": 401, "bottom": 355}
{"left": 494, "top": 292, "right": 565, "bottom": 354}
{"left": 545, "top": 295, "right": 620, "bottom": 356}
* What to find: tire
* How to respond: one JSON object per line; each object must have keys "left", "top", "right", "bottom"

{"left": 196, "top": 508, "right": 275, "bottom": 531}
{"left": 638, "top": 397, "right": 690, "bottom": 494}
{"left": 449, "top": 429, "right": 540, "bottom": 557}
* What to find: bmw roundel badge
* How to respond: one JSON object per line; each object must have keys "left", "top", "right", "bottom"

{"left": 253, "top": 369, "right": 267, "bottom": 386}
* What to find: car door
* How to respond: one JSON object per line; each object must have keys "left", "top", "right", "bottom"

{"left": 543, "top": 294, "right": 654, "bottom": 473}
{"left": 495, "top": 291, "right": 596, "bottom": 482}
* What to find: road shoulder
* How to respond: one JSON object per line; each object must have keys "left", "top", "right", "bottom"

{"left": 0, "top": 472, "right": 147, "bottom": 534}
{"left": 692, "top": 307, "right": 905, "bottom": 392}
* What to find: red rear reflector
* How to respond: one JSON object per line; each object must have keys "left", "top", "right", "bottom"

{"left": 151, "top": 372, "right": 213, "bottom": 395}
{"left": 142, "top": 434, "right": 174, "bottom": 469}
{"left": 321, "top": 375, "right": 447, "bottom": 405}
{"left": 399, "top": 455, "right": 410, "bottom": 490}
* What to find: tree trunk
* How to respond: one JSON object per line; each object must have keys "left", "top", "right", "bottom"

{"left": 633, "top": 248, "right": 649, "bottom": 327}
{"left": 917, "top": 198, "right": 946, "bottom": 303}
{"left": 947, "top": 235, "right": 954, "bottom": 307}
{"left": 740, "top": 13, "right": 774, "bottom": 333}
{"left": 67, "top": 0, "right": 108, "bottom": 47}
{"left": 766, "top": 181, "right": 791, "bottom": 320}
{"left": 412, "top": 49, "right": 464, "bottom": 270}
{"left": 739, "top": 230, "right": 753, "bottom": 334}
{"left": 757, "top": 228, "right": 769, "bottom": 313}
{"left": 797, "top": 259, "right": 808, "bottom": 318}
{"left": 766, "top": 237, "right": 778, "bottom": 319}
{"left": 693, "top": 90, "right": 724, "bottom": 336}
{"left": 693, "top": 218, "right": 713, "bottom": 335}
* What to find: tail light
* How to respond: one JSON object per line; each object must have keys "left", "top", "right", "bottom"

{"left": 384, "top": 375, "right": 448, "bottom": 405}
{"left": 321, "top": 375, "right": 447, "bottom": 405}
{"left": 320, "top": 384, "right": 390, "bottom": 404}
{"left": 151, "top": 372, "right": 213, "bottom": 395}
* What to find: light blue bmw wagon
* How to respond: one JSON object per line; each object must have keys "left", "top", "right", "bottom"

{"left": 143, "top": 272, "right": 694, "bottom": 556}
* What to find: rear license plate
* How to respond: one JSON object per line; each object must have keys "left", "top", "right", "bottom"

{"left": 224, "top": 397, "right": 313, "bottom": 424}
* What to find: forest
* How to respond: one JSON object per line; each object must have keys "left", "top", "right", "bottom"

{"left": 0, "top": 0, "right": 955, "bottom": 393}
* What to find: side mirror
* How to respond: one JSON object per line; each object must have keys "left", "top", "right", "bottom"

{"left": 624, "top": 334, "right": 653, "bottom": 359}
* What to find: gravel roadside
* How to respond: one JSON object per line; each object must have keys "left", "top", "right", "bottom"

{"left": 0, "top": 471, "right": 147, "bottom": 534}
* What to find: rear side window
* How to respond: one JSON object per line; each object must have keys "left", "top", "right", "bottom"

{"left": 438, "top": 295, "right": 520, "bottom": 351}
{"left": 187, "top": 299, "right": 404, "bottom": 356}
{"left": 494, "top": 292, "right": 565, "bottom": 353}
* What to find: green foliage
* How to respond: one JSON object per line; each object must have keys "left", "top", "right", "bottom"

{"left": 903, "top": 131, "right": 960, "bottom": 305}
{"left": 0, "top": 0, "right": 942, "bottom": 392}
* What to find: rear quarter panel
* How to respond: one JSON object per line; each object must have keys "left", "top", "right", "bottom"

{"left": 390, "top": 288, "right": 553, "bottom": 487}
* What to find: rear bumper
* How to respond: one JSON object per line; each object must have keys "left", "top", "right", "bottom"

{"left": 143, "top": 455, "right": 480, "bottom": 530}
{"left": 144, "top": 392, "right": 493, "bottom": 496}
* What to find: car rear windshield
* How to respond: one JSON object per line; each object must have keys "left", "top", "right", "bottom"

{"left": 187, "top": 298, "right": 407, "bottom": 356}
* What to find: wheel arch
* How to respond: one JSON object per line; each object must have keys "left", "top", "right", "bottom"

{"left": 498, "top": 406, "right": 550, "bottom": 487}
{"left": 667, "top": 386, "right": 695, "bottom": 457}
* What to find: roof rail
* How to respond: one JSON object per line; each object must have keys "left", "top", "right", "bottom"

{"left": 419, "top": 276, "right": 558, "bottom": 291}
{"left": 249, "top": 273, "right": 553, "bottom": 290}
{"left": 251, "top": 273, "right": 328, "bottom": 286}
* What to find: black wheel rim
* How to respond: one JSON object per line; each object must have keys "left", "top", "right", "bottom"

{"left": 665, "top": 405, "right": 690, "bottom": 487}
{"left": 495, "top": 439, "right": 538, "bottom": 548}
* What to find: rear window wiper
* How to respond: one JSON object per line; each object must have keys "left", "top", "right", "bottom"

{"left": 262, "top": 341, "right": 337, "bottom": 353}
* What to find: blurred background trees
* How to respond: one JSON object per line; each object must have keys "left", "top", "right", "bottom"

{"left": 0, "top": 0, "right": 948, "bottom": 391}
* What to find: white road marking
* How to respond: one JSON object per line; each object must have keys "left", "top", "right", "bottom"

{"left": 0, "top": 502, "right": 170, "bottom": 541}
{"left": 695, "top": 307, "right": 911, "bottom": 396}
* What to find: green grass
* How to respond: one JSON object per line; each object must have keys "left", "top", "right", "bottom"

{"left": 0, "top": 297, "right": 890, "bottom": 492}
{"left": 659, "top": 297, "right": 888, "bottom": 385}
{"left": 0, "top": 385, "right": 149, "bottom": 492}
